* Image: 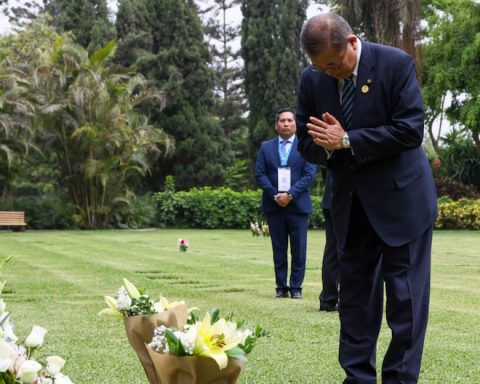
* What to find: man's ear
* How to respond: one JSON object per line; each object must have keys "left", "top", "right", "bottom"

{"left": 348, "top": 35, "right": 357, "bottom": 49}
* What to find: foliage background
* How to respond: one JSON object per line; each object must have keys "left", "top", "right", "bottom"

{"left": 0, "top": 0, "right": 479, "bottom": 230}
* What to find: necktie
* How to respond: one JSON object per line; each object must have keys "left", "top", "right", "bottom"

{"left": 342, "top": 76, "right": 355, "bottom": 130}
{"left": 280, "top": 140, "right": 289, "bottom": 166}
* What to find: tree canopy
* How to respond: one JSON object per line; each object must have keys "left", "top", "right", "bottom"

{"left": 0, "top": 20, "right": 171, "bottom": 227}
{"left": 422, "top": 0, "right": 480, "bottom": 152}
{"left": 241, "top": 0, "right": 308, "bottom": 158}
{"left": 116, "top": 0, "right": 232, "bottom": 190}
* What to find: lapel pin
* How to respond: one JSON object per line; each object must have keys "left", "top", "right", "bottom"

{"left": 362, "top": 79, "right": 372, "bottom": 93}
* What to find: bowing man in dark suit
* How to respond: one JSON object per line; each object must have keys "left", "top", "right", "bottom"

{"left": 296, "top": 13, "right": 437, "bottom": 384}
{"left": 255, "top": 108, "right": 317, "bottom": 300}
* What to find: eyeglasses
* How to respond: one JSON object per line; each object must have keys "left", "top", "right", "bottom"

{"left": 310, "top": 48, "right": 348, "bottom": 74}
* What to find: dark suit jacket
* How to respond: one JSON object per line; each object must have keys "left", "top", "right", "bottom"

{"left": 255, "top": 136, "right": 317, "bottom": 214}
{"left": 296, "top": 41, "right": 437, "bottom": 248}
{"left": 320, "top": 167, "right": 332, "bottom": 210}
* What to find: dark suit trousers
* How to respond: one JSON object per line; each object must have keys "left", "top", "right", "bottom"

{"left": 320, "top": 208, "right": 339, "bottom": 306}
{"left": 266, "top": 211, "right": 309, "bottom": 293}
{"left": 339, "top": 196, "right": 432, "bottom": 384}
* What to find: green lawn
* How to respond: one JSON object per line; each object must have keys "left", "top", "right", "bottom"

{"left": 0, "top": 229, "right": 478, "bottom": 383}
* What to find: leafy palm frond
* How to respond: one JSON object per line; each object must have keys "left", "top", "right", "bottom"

{"left": 90, "top": 40, "right": 117, "bottom": 68}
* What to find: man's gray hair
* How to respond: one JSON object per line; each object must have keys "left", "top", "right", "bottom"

{"left": 300, "top": 13, "right": 353, "bottom": 57}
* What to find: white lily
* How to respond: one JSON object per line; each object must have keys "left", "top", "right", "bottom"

{"left": 98, "top": 296, "right": 122, "bottom": 318}
{"left": 122, "top": 278, "right": 141, "bottom": 300}
{"left": 154, "top": 296, "right": 186, "bottom": 313}
{"left": 193, "top": 313, "right": 241, "bottom": 370}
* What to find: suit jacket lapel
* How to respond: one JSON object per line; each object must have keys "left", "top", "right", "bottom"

{"left": 286, "top": 137, "right": 297, "bottom": 166}
{"left": 271, "top": 138, "right": 281, "bottom": 166}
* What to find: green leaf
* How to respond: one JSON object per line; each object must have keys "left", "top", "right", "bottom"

{"left": 226, "top": 347, "right": 247, "bottom": 362}
{"left": 210, "top": 308, "right": 220, "bottom": 324}
{"left": 187, "top": 309, "right": 200, "bottom": 325}
{"left": 165, "top": 329, "right": 186, "bottom": 356}
{"left": 255, "top": 324, "right": 269, "bottom": 338}
{"left": 0, "top": 312, "right": 10, "bottom": 327}
{"left": 90, "top": 40, "right": 117, "bottom": 67}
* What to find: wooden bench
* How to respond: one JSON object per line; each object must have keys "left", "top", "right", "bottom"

{"left": 0, "top": 211, "right": 26, "bottom": 231}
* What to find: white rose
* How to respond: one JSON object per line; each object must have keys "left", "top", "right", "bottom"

{"left": 54, "top": 372, "right": 75, "bottom": 384}
{"left": 46, "top": 355, "right": 65, "bottom": 376}
{"left": 19, "top": 359, "right": 42, "bottom": 384}
{"left": 24, "top": 326, "right": 47, "bottom": 348}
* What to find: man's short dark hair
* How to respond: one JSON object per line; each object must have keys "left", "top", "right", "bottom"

{"left": 300, "top": 13, "right": 353, "bottom": 57}
{"left": 275, "top": 108, "right": 295, "bottom": 122}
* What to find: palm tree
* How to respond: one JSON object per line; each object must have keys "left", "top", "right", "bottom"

{"left": 0, "top": 65, "right": 38, "bottom": 204}
{"left": 2, "top": 20, "right": 173, "bottom": 227}
{"left": 31, "top": 39, "right": 173, "bottom": 228}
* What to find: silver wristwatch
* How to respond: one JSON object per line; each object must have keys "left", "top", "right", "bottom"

{"left": 342, "top": 133, "right": 351, "bottom": 149}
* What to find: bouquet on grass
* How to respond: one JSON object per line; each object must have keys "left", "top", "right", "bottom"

{"left": 99, "top": 279, "right": 189, "bottom": 384}
{"left": 177, "top": 239, "right": 189, "bottom": 252}
{"left": 145, "top": 308, "right": 267, "bottom": 384}
{"left": 0, "top": 256, "right": 75, "bottom": 384}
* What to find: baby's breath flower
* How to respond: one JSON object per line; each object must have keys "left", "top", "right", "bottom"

{"left": 115, "top": 287, "right": 132, "bottom": 311}
{"left": 149, "top": 326, "right": 169, "bottom": 353}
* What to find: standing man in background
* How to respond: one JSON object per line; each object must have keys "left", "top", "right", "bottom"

{"left": 256, "top": 108, "right": 317, "bottom": 300}
{"left": 296, "top": 13, "right": 437, "bottom": 384}
{"left": 319, "top": 167, "right": 339, "bottom": 312}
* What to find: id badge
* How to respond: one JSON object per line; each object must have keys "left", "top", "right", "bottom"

{"left": 278, "top": 167, "right": 291, "bottom": 192}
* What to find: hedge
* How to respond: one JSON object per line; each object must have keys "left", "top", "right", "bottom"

{"left": 4, "top": 188, "right": 479, "bottom": 230}
{"left": 154, "top": 187, "right": 325, "bottom": 229}
{"left": 435, "top": 197, "right": 480, "bottom": 230}
{"left": 154, "top": 188, "right": 480, "bottom": 231}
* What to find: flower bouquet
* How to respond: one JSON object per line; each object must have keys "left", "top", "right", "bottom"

{"left": 177, "top": 239, "right": 189, "bottom": 252}
{"left": 99, "top": 279, "right": 189, "bottom": 384}
{"left": 145, "top": 308, "right": 267, "bottom": 384}
{"left": 0, "top": 256, "right": 75, "bottom": 384}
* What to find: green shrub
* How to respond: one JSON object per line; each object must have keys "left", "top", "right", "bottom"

{"left": 154, "top": 187, "right": 325, "bottom": 229}
{"left": 435, "top": 197, "right": 480, "bottom": 230}
{"left": 440, "top": 131, "right": 480, "bottom": 189}
{"left": 434, "top": 177, "right": 480, "bottom": 200}
{"left": 155, "top": 188, "right": 262, "bottom": 228}
{"left": 111, "top": 193, "right": 158, "bottom": 229}
{"left": 7, "top": 195, "right": 77, "bottom": 229}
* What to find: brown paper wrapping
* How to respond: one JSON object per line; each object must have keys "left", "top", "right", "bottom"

{"left": 124, "top": 305, "right": 189, "bottom": 384}
{"left": 146, "top": 347, "right": 245, "bottom": 384}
